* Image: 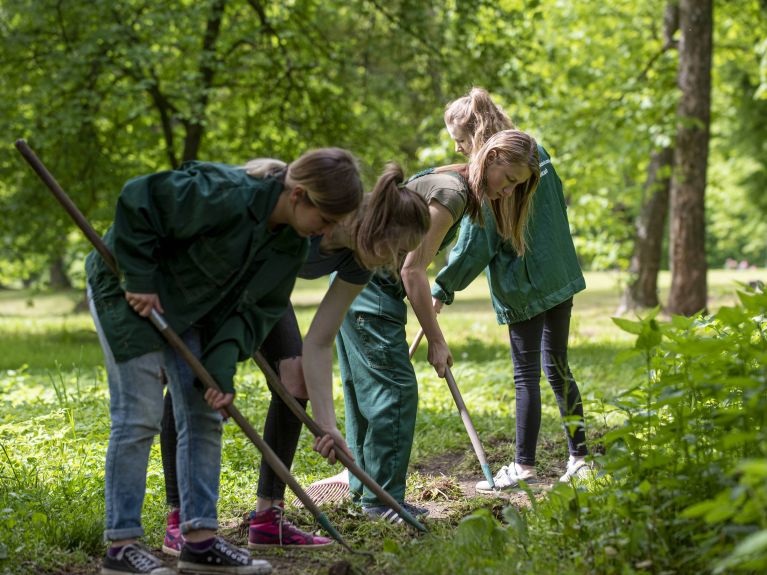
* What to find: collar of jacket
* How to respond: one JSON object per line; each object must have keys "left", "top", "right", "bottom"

{"left": 245, "top": 175, "right": 306, "bottom": 256}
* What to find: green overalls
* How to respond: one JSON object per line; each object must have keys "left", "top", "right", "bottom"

{"left": 336, "top": 170, "right": 467, "bottom": 506}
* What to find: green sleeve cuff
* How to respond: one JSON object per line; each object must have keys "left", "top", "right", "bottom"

{"left": 202, "top": 346, "right": 238, "bottom": 394}
{"left": 431, "top": 284, "right": 454, "bottom": 305}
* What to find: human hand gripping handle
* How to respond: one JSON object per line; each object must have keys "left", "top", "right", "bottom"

{"left": 125, "top": 291, "right": 164, "bottom": 317}
{"left": 427, "top": 337, "right": 453, "bottom": 378}
{"left": 312, "top": 427, "right": 353, "bottom": 466}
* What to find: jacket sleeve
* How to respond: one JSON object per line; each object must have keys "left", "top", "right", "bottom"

{"left": 200, "top": 273, "right": 299, "bottom": 394}
{"left": 112, "top": 165, "right": 251, "bottom": 293}
{"left": 431, "top": 213, "right": 497, "bottom": 305}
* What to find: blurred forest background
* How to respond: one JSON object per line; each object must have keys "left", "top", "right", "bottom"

{"left": 0, "top": 0, "right": 765, "bottom": 314}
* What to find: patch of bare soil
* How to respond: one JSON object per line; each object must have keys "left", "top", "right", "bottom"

{"left": 410, "top": 445, "right": 559, "bottom": 519}
{"left": 43, "top": 447, "right": 563, "bottom": 575}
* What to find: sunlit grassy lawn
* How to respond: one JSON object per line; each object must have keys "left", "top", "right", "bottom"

{"left": 0, "top": 268, "right": 764, "bottom": 574}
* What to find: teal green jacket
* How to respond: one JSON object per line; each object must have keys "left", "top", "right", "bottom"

{"left": 431, "top": 146, "right": 585, "bottom": 324}
{"left": 86, "top": 161, "right": 308, "bottom": 393}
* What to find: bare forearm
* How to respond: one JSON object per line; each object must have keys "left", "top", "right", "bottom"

{"left": 302, "top": 338, "right": 337, "bottom": 430}
{"left": 402, "top": 267, "right": 445, "bottom": 346}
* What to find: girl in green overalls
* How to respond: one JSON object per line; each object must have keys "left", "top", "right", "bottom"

{"left": 433, "top": 87, "right": 590, "bottom": 492}
{"left": 337, "top": 130, "right": 541, "bottom": 523}
{"left": 86, "top": 148, "right": 361, "bottom": 575}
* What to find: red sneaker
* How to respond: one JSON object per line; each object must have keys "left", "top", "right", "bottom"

{"left": 247, "top": 507, "right": 333, "bottom": 549}
{"left": 161, "top": 508, "right": 184, "bottom": 556}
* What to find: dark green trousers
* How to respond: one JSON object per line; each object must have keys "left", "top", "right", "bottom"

{"left": 336, "top": 278, "right": 417, "bottom": 506}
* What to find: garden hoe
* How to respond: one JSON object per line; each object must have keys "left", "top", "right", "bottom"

{"left": 409, "top": 327, "right": 495, "bottom": 489}
{"left": 14, "top": 139, "right": 373, "bottom": 556}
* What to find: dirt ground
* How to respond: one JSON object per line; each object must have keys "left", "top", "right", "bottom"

{"left": 41, "top": 450, "right": 557, "bottom": 575}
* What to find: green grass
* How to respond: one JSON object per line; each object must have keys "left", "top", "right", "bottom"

{"left": 0, "top": 268, "right": 764, "bottom": 574}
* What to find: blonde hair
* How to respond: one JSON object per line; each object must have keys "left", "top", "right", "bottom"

{"left": 245, "top": 148, "right": 363, "bottom": 216}
{"left": 353, "top": 163, "right": 430, "bottom": 274}
{"left": 468, "top": 130, "right": 540, "bottom": 255}
{"left": 444, "top": 87, "right": 515, "bottom": 154}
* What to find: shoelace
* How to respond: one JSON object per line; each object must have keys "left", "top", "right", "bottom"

{"left": 494, "top": 465, "right": 512, "bottom": 483}
{"left": 214, "top": 539, "right": 249, "bottom": 564}
{"left": 380, "top": 508, "right": 405, "bottom": 524}
{"left": 124, "top": 546, "right": 158, "bottom": 571}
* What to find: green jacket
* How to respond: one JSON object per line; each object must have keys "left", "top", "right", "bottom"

{"left": 86, "top": 161, "right": 308, "bottom": 393}
{"left": 432, "top": 146, "right": 585, "bottom": 324}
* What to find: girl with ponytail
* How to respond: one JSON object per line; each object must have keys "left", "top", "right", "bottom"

{"left": 335, "top": 128, "right": 540, "bottom": 523}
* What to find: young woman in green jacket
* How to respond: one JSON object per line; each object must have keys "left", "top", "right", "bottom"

{"left": 337, "top": 130, "right": 540, "bottom": 523}
{"left": 86, "top": 149, "right": 362, "bottom": 575}
{"left": 433, "top": 87, "right": 590, "bottom": 492}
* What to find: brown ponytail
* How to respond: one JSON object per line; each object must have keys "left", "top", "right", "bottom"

{"left": 353, "top": 163, "right": 430, "bottom": 273}
{"left": 444, "top": 87, "right": 515, "bottom": 155}
{"left": 246, "top": 149, "right": 363, "bottom": 216}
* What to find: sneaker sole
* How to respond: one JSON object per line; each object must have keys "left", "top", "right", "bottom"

{"left": 177, "top": 560, "right": 272, "bottom": 575}
{"left": 102, "top": 568, "right": 175, "bottom": 575}
{"left": 475, "top": 480, "right": 543, "bottom": 494}
{"left": 247, "top": 540, "right": 335, "bottom": 550}
{"left": 161, "top": 543, "right": 182, "bottom": 557}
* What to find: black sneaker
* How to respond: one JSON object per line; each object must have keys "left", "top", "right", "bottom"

{"left": 177, "top": 537, "right": 271, "bottom": 574}
{"left": 362, "top": 501, "right": 429, "bottom": 525}
{"left": 101, "top": 543, "right": 175, "bottom": 575}
{"left": 401, "top": 502, "right": 429, "bottom": 517}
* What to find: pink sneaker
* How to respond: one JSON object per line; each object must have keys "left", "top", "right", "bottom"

{"left": 162, "top": 508, "right": 184, "bottom": 556}
{"left": 248, "top": 507, "right": 333, "bottom": 549}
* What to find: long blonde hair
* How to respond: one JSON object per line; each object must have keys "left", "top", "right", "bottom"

{"left": 244, "top": 148, "right": 363, "bottom": 216}
{"left": 468, "top": 130, "right": 540, "bottom": 255}
{"left": 353, "top": 163, "right": 430, "bottom": 273}
{"left": 444, "top": 87, "right": 515, "bottom": 154}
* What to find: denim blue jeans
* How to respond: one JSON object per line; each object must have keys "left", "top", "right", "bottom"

{"left": 89, "top": 288, "right": 222, "bottom": 541}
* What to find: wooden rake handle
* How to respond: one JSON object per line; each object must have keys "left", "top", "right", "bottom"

{"left": 409, "top": 327, "right": 495, "bottom": 488}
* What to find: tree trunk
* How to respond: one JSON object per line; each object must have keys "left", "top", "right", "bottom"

{"left": 181, "top": 0, "right": 226, "bottom": 163}
{"left": 618, "top": 1, "right": 678, "bottom": 315}
{"left": 49, "top": 256, "right": 72, "bottom": 289}
{"left": 668, "top": 0, "right": 712, "bottom": 316}
{"left": 619, "top": 147, "right": 674, "bottom": 313}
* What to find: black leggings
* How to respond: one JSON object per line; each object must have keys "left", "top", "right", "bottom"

{"left": 508, "top": 298, "right": 587, "bottom": 466}
{"left": 161, "top": 304, "right": 305, "bottom": 508}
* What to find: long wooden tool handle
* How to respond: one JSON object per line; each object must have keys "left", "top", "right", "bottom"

{"left": 444, "top": 367, "right": 494, "bottom": 488}
{"left": 14, "top": 139, "right": 356, "bottom": 550}
{"left": 408, "top": 328, "right": 425, "bottom": 360}
{"left": 252, "top": 352, "right": 427, "bottom": 532}
{"left": 408, "top": 326, "right": 495, "bottom": 488}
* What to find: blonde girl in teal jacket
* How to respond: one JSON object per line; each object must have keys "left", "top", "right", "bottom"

{"left": 433, "top": 88, "right": 590, "bottom": 492}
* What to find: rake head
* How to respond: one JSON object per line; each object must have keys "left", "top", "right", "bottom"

{"left": 291, "top": 469, "right": 350, "bottom": 508}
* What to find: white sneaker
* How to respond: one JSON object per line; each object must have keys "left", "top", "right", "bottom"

{"left": 558, "top": 456, "right": 592, "bottom": 483}
{"left": 475, "top": 463, "right": 538, "bottom": 493}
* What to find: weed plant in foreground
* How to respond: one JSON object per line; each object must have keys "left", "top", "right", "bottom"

{"left": 389, "top": 286, "right": 767, "bottom": 575}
